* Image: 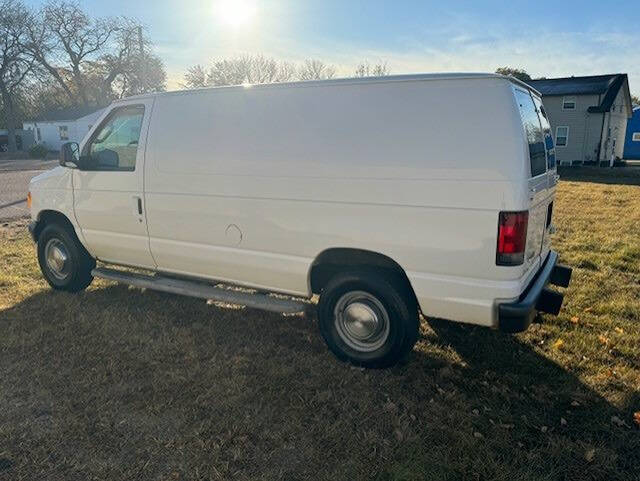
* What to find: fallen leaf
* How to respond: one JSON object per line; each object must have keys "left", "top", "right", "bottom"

{"left": 585, "top": 448, "right": 596, "bottom": 462}
{"left": 598, "top": 335, "right": 609, "bottom": 345}
{"left": 540, "top": 426, "right": 548, "bottom": 433}
{"left": 583, "top": 307, "right": 593, "bottom": 313}
{"left": 571, "top": 400, "right": 581, "bottom": 407}
{"left": 570, "top": 316, "right": 579, "bottom": 324}
{"left": 552, "top": 339, "right": 565, "bottom": 349}
{"left": 560, "top": 417, "right": 567, "bottom": 426}
{"left": 473, "top": 431, "right": 483, "bottom": 439}
{"left": 614, "top": 327, "right": 624, "bottom": 334}
{"left": 633, "top": 412, "right": 640, "bottom": 427}
{"left": 383, "top": 401, "right": 397, "bottom": 413}
{"left": 611, "top": 415, "right": 629, "bottom": 428}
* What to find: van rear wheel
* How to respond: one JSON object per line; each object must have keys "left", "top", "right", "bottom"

{"left": 317, "top": 271, "right": 419, "bottom": 368}
{"left": 37, "top": 223, "right": 95, "bottom": 292}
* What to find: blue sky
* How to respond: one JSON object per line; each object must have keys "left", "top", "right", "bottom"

{"left": 25, "top": 0, "right": 639, "bottom": 94}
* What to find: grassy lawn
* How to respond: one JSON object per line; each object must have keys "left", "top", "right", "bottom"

{"left": 0, "top": 180, "right": 638, "bottom": 481}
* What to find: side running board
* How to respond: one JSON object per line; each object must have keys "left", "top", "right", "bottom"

{"left": 91, "top": 267, "right": 308, "bottom": 314}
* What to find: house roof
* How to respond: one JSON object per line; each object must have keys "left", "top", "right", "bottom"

{"left": 26, "top": 105, "right": 105, "bottom": 122}
{"left": 525, "top": 74, "right": 629, "bottom": 113}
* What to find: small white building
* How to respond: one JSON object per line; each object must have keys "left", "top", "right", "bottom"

{"left": 23, "top": 106, "right": 105, "bottom": 151}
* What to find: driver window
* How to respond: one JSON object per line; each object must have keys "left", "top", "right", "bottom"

{"left": 84, "top": 105, "right": 144, "bottom": 171}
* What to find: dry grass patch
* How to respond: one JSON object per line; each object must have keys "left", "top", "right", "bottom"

{"left": 0, "top": 181, "right": 639, "bottom": 481}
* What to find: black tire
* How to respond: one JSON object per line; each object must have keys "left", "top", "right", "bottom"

{"left": 37, "top": 222, "right": 95, "bottom": 292}
{"left": 317, "top": 270, "right": 419, "bottom": 368}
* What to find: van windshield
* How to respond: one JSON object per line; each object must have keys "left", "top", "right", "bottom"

{"left": 515, "top": 89, "right": 546, "bottom": 177}
{"left": 532, "top": 96, "right": 556, "bottom": 170}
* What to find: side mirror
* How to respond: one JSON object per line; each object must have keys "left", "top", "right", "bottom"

{"left": 59, "top": 142, "right": 80, "bottom": 168}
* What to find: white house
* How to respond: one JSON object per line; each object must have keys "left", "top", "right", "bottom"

{"left": 23, "top": 106, "right": 105, "bottom": 151}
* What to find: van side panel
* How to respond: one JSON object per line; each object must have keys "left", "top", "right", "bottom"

{"left": 144, "top": 78, "right": 531, "bottom": 326}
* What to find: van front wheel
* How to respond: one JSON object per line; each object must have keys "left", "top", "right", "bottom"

{"left": 37, "top": 223, "right": 95, "bottom": 292}
{"left": 317, "top": 271, "right": 419, "bottom": 368}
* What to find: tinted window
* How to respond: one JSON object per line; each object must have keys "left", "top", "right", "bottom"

{"left": 533, "top": 96, "right": 556, "bottom": 170}
{"left": 515, "top": 90, "right": 546, "bottom": 177}
{"left": 83, "top": 106, "right": 144, "bottom": 171}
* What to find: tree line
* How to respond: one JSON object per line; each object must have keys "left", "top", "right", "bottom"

{"left": 182, "top": 57, "right": 389, "bottom": 89}
{"left": 0, "top": 0, "right": 166, "bottom": 152}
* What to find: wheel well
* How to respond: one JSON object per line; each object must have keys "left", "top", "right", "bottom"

{"left": 309, "top": 248, "right": 418, "bottom": 305}
{"left": 34, "top": 210, "right": 75, "bottom": 241}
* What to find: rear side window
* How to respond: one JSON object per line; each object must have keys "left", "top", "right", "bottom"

{"left": 515, "top": 89, "right": 546, "bottom": 177}
{"left": 532, "top": 96, "right": 556, "bottom": 170}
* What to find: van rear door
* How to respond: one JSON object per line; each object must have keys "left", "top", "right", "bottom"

{"left": 532, "top": 95, "right": 557, "bottom": 262}
{"left": 514, "top": 88, "right": 554, "bottom": 271}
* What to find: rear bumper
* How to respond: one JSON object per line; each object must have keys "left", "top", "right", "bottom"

{"left": 498, "top": 251, "right": 572, "bottom": 333}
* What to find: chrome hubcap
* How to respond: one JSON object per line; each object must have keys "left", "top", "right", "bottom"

{"left": 44, "top": 238, "right": 70, "bottom": 280}
{"left": 334, "top": 291, "right": 390, "bottom": 352}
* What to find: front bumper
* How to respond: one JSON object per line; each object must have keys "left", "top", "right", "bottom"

{"left": 498, "top": 251, "right": 572, "bottom": 333}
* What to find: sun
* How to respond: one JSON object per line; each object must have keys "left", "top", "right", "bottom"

{"left": 215, "top": 0, "right": 256, "bottom": 28}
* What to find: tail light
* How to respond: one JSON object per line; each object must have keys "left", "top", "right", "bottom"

{"left": 496, "top": 211, "right": 528, "bottom": 266}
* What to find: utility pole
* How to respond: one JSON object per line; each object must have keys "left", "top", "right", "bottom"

{"left": 138, "top": 26, "right": 145, "bottom": 93}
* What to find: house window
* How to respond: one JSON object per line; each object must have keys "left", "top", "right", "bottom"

{"left": 59, "top": 126, "right": 69, "bottom": 141}
{"left": 632, "top": 132, "right": 640, "bottom": 142}
{"left": 562, "top": 96, "right": 576, "bottom": 110}
{"left": 556, "top": 126, "right": 569, "bottom": 147}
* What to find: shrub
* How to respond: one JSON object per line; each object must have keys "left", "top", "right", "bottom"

{"left": 29, "top": 144, "right": 48, "bottom": 159}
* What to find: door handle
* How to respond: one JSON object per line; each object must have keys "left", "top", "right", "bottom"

{"left": 132, "top": 195, "right": 143, "bottom": 219}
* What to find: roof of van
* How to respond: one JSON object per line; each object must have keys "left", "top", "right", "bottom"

{"left": 119, "top": 72, "right": 536, "bottom": 102}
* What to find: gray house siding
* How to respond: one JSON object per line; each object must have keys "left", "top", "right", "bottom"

{"left": 585, "top": 113, "right": 605, "bottom": 162}
{"left": 601, "top": 83, "right": 631, "bottom": 160}
{"left": 526, "top": 74, "right": 632, "bottom": 164}
{"left": 542, "top": 94, "right": 601, "bottom": 164}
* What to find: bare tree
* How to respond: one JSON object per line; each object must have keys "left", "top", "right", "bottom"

{"left": 97, "top": 22, "right": 166, "bottom": 100}
{"left": 243, "top": 55, "right": 295, "bottom": 84}
{"left": 183, "top": 55, "right": 296, "bottom": 88}
{"left": 354, "top": 61, "right": 390, "bottom": 78}
{"left": 0, "top": 0, "right": 35, "bottom": 152}
{"left": 183, "top": 64, "right": 208, "bottom": 88}
{"left": 297, "top": 59, "right": 336, "bottom": 81}
{"left": 38, "top": 1, "right": 116, "bottom": 106}
{"left": 25, "top": 2, "right": 166, "bottom": 107}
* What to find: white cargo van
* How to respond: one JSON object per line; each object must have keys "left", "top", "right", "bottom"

{"left": 28, "top": 73, "right": 571, "bottom": 367}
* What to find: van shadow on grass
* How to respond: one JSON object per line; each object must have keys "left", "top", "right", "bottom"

{"left": 557, "top": 166, "right": 640, "bottom": 186}
{"left": 0, "top": 285, "right": 638, "bottom": 481}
